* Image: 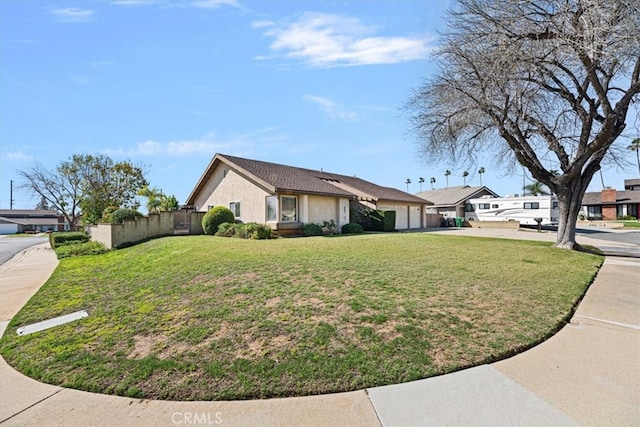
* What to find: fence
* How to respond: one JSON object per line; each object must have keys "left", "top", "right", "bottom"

{"left": 87, "top": 210, "right": 205, "bottom": 249}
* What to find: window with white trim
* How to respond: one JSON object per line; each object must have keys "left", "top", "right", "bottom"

{"left": 281, "top": 196, "right": 297, "bottom": 222}
{"left": 266, "top": 196, "right": 277, "bottom": 222}
{"left": 229, "top": 202, "right": 241, "bottom": 218}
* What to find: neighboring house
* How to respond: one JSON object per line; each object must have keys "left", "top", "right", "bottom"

{"left": 581, "top": 179, "right": 640, "bottom": 220}
{"left": 0, "top": 210, "right": 68, "bottom": 235}
{"left": 415, "top": 185, "right": 500, "bottom": 220}
{"left": 185, "top": 154, "right": 433, "bottom": 234}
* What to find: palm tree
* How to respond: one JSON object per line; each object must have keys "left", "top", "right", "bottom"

{"left": 628, "top": 138, "right": 640, "bottom": 176}
{"left": 444, "top": 170, "right": 451, "bottom": 188}
{"left": 430, "top": 177, "right": 436, "bottom": 189}
{"left": 462, "top": 170, "right": 469, "bottom": 185}
{"left": 523, "top": 182, "right": 550, "bottom": 196}
{"left": 405, "top": 178, "right": 411, "bottom": 192}
{"left": 418, "top": 177, "right": 425, "bottom": 192}
{"left": 478, "top": 167, "right": 485, "bottom": 186}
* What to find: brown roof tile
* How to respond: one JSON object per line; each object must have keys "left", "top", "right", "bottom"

{"left": 187, "top": 154, "right": 430, "bottom": 205}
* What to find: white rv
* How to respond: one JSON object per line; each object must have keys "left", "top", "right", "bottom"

{"left": 465, "top": 195, "right": 559, "bottom": 226}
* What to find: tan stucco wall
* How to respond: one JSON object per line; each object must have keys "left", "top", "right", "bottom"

{"left": 307, "top": 195, "right": 340, "bottom": 224}
{"left": 195, "top": 168, "right": 271, "bottom": 223}
{"left": 87, "top": 211, "right": 206, "bottom": 249}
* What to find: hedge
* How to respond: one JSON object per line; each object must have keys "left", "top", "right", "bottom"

{"left": 50, "top": 232, "right": 89, "bottom": 249}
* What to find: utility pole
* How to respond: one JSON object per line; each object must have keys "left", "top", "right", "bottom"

{"left": 10, "top": 180, "right": 14, "bottom": 210}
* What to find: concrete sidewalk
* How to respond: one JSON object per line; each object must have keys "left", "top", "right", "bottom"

{"left": 0, "top": 231, "right": 638, "bottom": 426}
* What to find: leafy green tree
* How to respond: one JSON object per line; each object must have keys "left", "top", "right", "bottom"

{"left": 74, "top": 154, "right": 147, "bottom": 224}
{"left": 444, "top": 170, "right": 451, "bottom": 188}
{"left": 20, "top": 154, "right": 147, "bottom": 227}
{"left": 408, "top": 0, "right": 639, "bottom": 250}
{"left": 462, "top": 170, "right": 469, "bottom": 185}
{"left": 137, "top": 186, "right": 179, "bottom": 214}
{"left": 524, "top": 182, "right": 550, "bottom": 196}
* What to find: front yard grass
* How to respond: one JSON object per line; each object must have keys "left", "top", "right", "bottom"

{"left": 0, "top": 233, "right": 602, "bottom": 400}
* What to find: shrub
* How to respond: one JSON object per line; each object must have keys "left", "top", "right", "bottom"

{"left": 54, "top": 241, "right": 108, "bottom": 259}
{"left": 109, "top": 208, "right": 143, "bottom": 224}
{"left": 216, "top": 222, "right": 273, "bottom": 239}
{"left": 216, "top": 222, "right": 239, "bottom": 237}
{"left": 239, "top": 223, "right": 272, "bottom": 240}
{"left": 322, "top": 219, "right": 338, "bottom": 234}
{"left": 382, "top": 210, "right": 396, "bottom": 232}
{"left": 617, "top": 215, "right": 637, "bottom": 221}
{"left": 302, "top": 223, "right": 323, "bottom": 237}
{"left": 341, "top": 223, "right": 364, "bottom": 234}
{"left": 50, "top": 232, "right": 89, "bottom": 249}
{"left": 202, "top": 206, "right": 235, "bottom": 235}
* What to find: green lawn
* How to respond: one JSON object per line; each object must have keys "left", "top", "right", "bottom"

{"left": 0, "top": 233, "right": 602, "bottom": 400}
{"left": 619, "top": 221, "right": 640, "bottom": 228}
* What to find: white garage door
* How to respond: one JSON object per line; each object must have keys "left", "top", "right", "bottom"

{"left": 0, "top": 224, "right": 19, "bottom": 235}
{"left": 409, "top": 205, "right": 422, "bottom": 229}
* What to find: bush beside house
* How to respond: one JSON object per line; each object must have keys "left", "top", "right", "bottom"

{"left": 202, "top": 206, "right": 235, "bottom": 235}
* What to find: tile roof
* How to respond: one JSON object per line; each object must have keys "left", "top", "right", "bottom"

{"left": 415, "top": 186, "right": 499, "bottom": 206}
{"left": 187, "top": 154, "right": 430, "bottom": 205}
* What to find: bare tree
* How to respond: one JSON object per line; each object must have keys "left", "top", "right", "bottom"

{"left": 19, "top": 161, "right": 83, "bottom": 229}
{"left": 408, "top": 0, "right": 639, "bottom": 250}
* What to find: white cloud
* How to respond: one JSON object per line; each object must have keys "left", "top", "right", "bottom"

{"left": 107, "top": 128, "right": 286, "bottom": 157}
{"left": 304, "top": 95, "right": 358, "bottom": 122}
{"left": 254, "top": 13, "right": 435, "bottom": 67}
{"left": 111, "top": 0, "right": 240, "bottom": 8}
{"left": 191, "top": 0, "right": 240, "bottom": 9}
{"left": 51, "top": 7, "right": 95, "bottom": 23}
{"left": 6, "top": 151, "right": 33, "bottom": 162}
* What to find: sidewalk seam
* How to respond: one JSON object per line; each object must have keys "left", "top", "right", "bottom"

{"left": 0, "top": 388, "right": 63, "bottom": 424}
{"left": 573, "top": 314, "right": 640, "bottom": 330}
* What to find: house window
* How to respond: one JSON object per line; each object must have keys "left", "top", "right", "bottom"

{"left": 587, "top": 205, "right": 602, "bottom": 220}
{"left": 524, "top": 202, "right": 540, "bottom": 209}
{"left": 229, "top": 202, "right": 241, "bottom": 218}
{"left": 281, "top": 196, "right": 297, "bottom": 222}
{"left": 266, "top": 196, "right": 277, "bottom": 222}
{"left": 478, "top": 203, "right": 490, "bottom": 209}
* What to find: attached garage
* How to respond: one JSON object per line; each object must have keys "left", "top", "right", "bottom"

{"left": 378, "top": 203, "right": 425, "bottom": 230}
{"left": 0, "top": 223, "right": 19, "bottom": 235}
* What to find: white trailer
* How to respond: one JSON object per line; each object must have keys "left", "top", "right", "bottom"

{"left": 465, "top": 195, "right": 559, "bottom": 226}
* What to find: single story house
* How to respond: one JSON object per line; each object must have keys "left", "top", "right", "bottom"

{"left": 581, "top": 179, "right": 640, "bottom": 220}
{"left": 415, "top": 185, "right": 500, "bottom": 220}
{"left": 185, "top": 154, "right": 433, "bottom": 234}
{"left": 0, "top": 209, "right": 68, "bottom": 234}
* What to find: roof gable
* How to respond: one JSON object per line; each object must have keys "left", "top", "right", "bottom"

{"left": 415, "top": 186, "right": 499, "bottom": 206}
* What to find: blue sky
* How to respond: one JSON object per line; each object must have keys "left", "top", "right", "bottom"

{"left": 1, "top": 0, "right": 638, "bottom": 210}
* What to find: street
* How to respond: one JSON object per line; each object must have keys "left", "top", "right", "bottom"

{"left": 0, "top": 236, "right": 49, "bottom": 266}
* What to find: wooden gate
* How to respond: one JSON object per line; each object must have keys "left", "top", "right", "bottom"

{"left": 173, "top": 208, "right": 192, "bottom": 234}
